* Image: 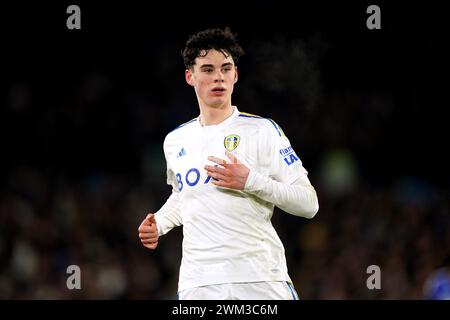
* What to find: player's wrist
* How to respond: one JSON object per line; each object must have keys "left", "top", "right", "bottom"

{"left": 153, "top": 214, "right": 163, "bottom": 236}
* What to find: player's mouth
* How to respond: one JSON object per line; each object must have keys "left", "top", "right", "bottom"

{"left": 211, "top": 87, "right": 226, "bottom": 96}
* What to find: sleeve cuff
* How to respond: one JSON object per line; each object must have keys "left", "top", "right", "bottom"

{"left": 244, "top": 168, "right": 266, "bottom": 193}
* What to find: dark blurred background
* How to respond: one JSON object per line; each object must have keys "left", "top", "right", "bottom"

{"left": 1, "top": 1, "right": 449, "bottom": 299}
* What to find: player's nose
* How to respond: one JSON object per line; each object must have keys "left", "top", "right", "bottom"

{"left": 214, "top": 70, "right": 225, "bottom": 82}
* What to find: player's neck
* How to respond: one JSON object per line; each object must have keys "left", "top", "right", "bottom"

{"left": 198, "top": 103, "right": 234, "bottom": 126}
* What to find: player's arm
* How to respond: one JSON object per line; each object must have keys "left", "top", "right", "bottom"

{"left": 138, "top": 143, "right": 182, "bottom": 250}
{"left": 154, "top": 188, "right": 182, "bottom": 236}
{"left": 246, "top": 120, "right": 318, "bottom": 218}
{"left": 152, "top": 139, "right": 183, "bottom": 236}
{"left": 243, "top": 167, "right": 319, "bottom": 218}
{"left": 138, "top": 187, "right": 182, "bottom": 250}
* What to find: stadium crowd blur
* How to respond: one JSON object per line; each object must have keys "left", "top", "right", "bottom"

{"left": 1, "top": 2, "right": 449, "bottom": 299}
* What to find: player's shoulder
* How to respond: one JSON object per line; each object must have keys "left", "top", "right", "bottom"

{"left": 237, "top": 111, "right": 286, "bottom": 137}
{"left": 163, "top": 117, "right": 198, "bottom": 153}
{"left": 165, "top": 117, "right": 198, "bottom": 139}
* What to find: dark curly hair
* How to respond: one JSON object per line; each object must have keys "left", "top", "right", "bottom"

{"left": 182, "top": 27, "right": 245, "bottom": 69}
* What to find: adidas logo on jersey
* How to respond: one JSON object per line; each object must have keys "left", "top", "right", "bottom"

{"left": 176, "top": 147, "right": 186, "bottom": 158}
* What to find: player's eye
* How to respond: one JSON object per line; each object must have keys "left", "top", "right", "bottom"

{"left": 203, "top": 69, "right": 213, "bottom": 73}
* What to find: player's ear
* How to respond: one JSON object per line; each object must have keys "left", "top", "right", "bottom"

{"left": 185, "top": 68, "right": 195, "bottom": 87}
{"left": 234, "top": 66, "right": 238, "bottom": 83}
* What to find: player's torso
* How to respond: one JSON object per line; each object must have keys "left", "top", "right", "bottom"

{"left": 166, "top": 118, "right": 274, "bottom": 247}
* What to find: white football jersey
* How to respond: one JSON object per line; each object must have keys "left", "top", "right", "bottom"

{"left": 159, "top": 106, "right": 312, "bottom": 292}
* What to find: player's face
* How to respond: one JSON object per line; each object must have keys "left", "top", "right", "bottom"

{"left": 185, "top": 49, "right": 238, "bottom": 109}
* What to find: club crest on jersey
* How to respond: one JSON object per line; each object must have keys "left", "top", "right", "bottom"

{"left": 224, "top": 134, "right": 240, "bottom": 152}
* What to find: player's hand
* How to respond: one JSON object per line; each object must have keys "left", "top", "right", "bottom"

{"left": 205, "top": 150, "right": 250, "bottom": 190}
{"left": 138, "top": 213, "right": 159, "bottom": 250}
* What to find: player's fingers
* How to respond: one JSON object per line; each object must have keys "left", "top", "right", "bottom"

{"left": 141, "top": 238, "right": 158, "bottom": 245}
{"left": 141, "top": 237, "right": 159, "bottom": 244}
{"left": 207, "top": 156, "right": 227, "bottom": 166}
{"left": 138, "top": 225, "right": 153, "bottom": 233}
{"left": 204, "top": 165, "right": 230, "bottom": 177}
{"left": 138, "top": 217, "right": 152, "bottom": 231}
{"left": 139, "top": 225, "right": 158, "bottom": 234}
{"left": 139, "top": 231, "right": 158, "bottom": 239}
{"left": 146, "top": 213, "right": 156, "bottom": 225}
{"left": 141, "top": 233, "right": 158, "bottom": 241}
{"left": 206, "top": 170, "right": 228, "bottom": 182}
{"left": 139, "top": 228, "right": 158, "bottom": 236}
{"left": 211, "top": 179, "right": 231, "bottom": 187}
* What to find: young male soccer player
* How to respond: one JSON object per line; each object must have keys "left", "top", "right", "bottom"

{"left": 138, "top": 28, "right": 319, "bottom": 300}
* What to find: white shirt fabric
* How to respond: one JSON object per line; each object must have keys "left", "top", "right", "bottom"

{"left": 154, "top": 106, "right": 318, "bottom": 292}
